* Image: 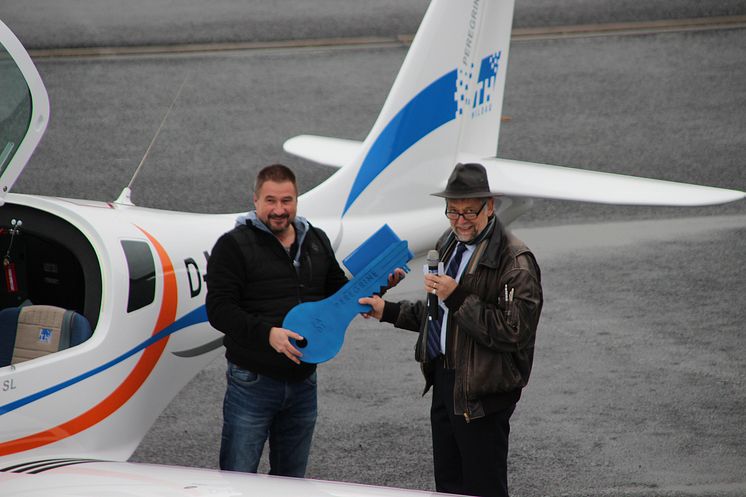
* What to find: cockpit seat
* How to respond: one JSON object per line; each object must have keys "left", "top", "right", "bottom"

{"left": 0, "top": 305, "right": 93, "bottom": 367}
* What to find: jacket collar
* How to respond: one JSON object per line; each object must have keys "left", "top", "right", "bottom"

{"left": 235, "top": 211, "right": 311, "bottom": 268}
{"left": 477, "top": 217, "right": 507, "bottom": 269}
{"left": 440, "top": 215, "right": 505, "bottom": 270}
{"left": 236, "top": 211, "right": 309, "bottom": 239}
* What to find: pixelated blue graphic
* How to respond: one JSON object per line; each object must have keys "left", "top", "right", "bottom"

{"left": 474, "top": 52, "right": 500, "bottom": 108}
{"left": 455, "top": 51, "right": 501, "bottom": 119}
{"left": 342, "top": 51, "right": 503, "bottom": 215}
{"left": 38, "top": 328, "right": 52, "bottom": 343}
{"left": 454, "top": 63, "right": 475, "bottom": 117}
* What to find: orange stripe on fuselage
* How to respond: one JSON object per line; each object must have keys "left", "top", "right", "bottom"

{"left": 0, "top": 227, "right": 177, "bottom": 456}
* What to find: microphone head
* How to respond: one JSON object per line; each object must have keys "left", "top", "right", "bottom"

{"left": 427, "top": 249, "right": 440, "bottom": 265}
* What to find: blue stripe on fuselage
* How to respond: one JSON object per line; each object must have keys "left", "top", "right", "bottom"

{"left": 342, "top": 70, "right": 458, "bottom": 216}
{"left": 0, "top": 306, "right": 209, "bottom": 416}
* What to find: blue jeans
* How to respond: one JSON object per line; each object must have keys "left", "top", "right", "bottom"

{"left": 219, "top": 361, "right": 318, "bottom": 477}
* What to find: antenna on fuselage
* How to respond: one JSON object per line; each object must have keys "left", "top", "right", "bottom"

{"left": 115, "top": 75, "right": 188, "bottom": 205}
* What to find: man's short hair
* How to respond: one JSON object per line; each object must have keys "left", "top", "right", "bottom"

{"left": 254, "top": 164, "right": 297, "bottom": 194}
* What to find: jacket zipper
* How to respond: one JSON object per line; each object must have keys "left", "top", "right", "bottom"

{"left": 459, "top": 239, "right": 487, "bottom": 424}
{"left": 462, "top": 339, "right": 472, "bottom": 423}
{"left": 277, "top": 238, "right": 302, "bottom": 303}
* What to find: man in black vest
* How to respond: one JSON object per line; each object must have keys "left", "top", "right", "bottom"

{"left": 361, "top": 163, "right": 543, "bottom": 497}
{"left": 206, "top": 164, "right": 348, "bottom": 477}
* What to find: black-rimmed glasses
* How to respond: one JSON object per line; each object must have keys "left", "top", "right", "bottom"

{"left": 445, "top": 201, "right": 487, "bottom": 220}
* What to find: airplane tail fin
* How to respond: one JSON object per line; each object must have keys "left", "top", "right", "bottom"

{"left": 294, "top": 0, "right": 744, "bottom": 255}
{"left": 299, "top": 0, "right": 515, "bottom": 228}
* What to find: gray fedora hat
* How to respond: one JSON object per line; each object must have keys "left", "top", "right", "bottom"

{"left": 431, "top": 162, "right": 499, "bottom": 198}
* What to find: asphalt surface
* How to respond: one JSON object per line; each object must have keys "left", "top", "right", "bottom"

{"left": 3, "top": 1, "right": 745, "bottom": 496}
{"left": 129, "top": 216, "right": 746, "bottom": 497}
{"left": 4, "top": 0, "right": 746, "bottom": 48}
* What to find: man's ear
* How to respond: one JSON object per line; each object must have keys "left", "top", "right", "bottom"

{"left": 487, "top": 197, "right": 495, "bottom": 215}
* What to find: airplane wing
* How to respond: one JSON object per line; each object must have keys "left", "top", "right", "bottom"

{"left": 475, "top": 156, "right": 745, "bottom": 206}
{"left": 283, "top": 132, "right": 744, "bottom": 206}
{"left": 283, "top": 135, "right": 362, "bottom": 169}
{"left": 0, "top": 459, "right": 443, "bottom": 497}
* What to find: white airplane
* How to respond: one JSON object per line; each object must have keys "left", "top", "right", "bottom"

{"left": 0, "top": 0, "right": 743, "bottom": 495}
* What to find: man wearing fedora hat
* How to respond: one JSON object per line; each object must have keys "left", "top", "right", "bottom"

{"left": 361, "top": 162, "right": 543, "bottom": 497}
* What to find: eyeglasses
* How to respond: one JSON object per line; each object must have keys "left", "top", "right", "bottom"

{"left": 445, "top": 201, "right": 487, "bottom": 220}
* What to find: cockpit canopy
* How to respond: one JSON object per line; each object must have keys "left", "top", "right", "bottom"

{"left": 0, "top": 20, "right": 50, "bottom": 206}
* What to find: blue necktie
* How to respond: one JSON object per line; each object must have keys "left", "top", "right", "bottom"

{"left": 427, "top": 242, "right": 467, "bottom": 360}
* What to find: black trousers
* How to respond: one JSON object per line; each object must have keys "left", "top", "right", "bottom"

{"left": 431, "top": 361, "right": 515, "bottom": 497}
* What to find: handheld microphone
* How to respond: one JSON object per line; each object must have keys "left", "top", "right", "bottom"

{"left": 426, "top": 250, "right": 440, "bottom": 322}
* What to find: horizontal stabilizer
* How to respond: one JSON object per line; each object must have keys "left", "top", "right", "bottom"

{"left": 477, "top": 157, "right": 745, "bottom": 206}
{"left": 283, "top": 135, "right": 362, "bottom": 169}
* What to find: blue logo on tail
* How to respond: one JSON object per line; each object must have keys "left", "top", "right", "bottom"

{"left": 342, "top": 51, "right": 503, "bottom": 215}
{"left": 455, "top": 51, "right": 501, "bottom": 118}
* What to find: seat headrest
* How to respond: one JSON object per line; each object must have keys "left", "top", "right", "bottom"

{"left": 0, "top": 305, "right": 93, "bottom": 366}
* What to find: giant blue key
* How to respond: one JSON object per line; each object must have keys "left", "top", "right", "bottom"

{"left": 283, "top": 224, "right": 413, "bottom": 363}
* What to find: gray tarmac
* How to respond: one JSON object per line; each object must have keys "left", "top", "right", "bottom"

{"left": 3, "top": 2, "right": 745, "bottom": 496}
{"left": 4, "top": 0, "right": 746, "bottom": 48}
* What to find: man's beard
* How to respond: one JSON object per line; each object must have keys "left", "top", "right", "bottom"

{"left": 454, "top": 227, "right": 476, "bottom": 243}
{"left": 267, "top": 214, "right": 292, "bottom": 234}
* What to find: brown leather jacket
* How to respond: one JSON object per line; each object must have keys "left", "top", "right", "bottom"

{"left": 381, "top": 218, "right": 543, "bottom": 421}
